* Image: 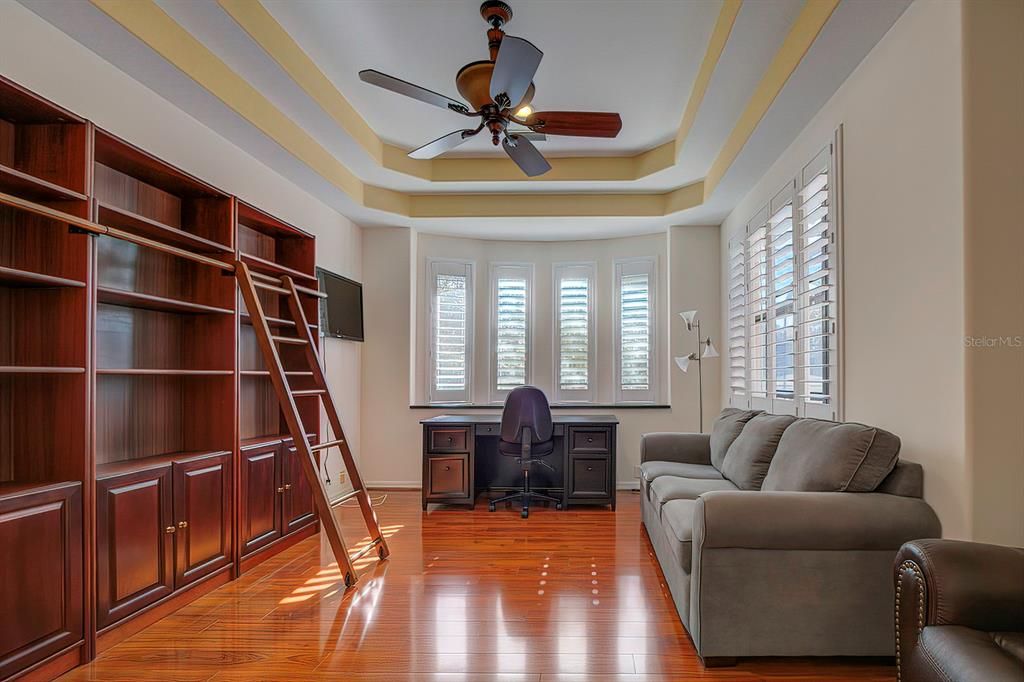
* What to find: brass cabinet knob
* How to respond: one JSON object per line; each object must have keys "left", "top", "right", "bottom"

{"left": 447, "top": 436, "right": 453, "bottom": 443}
{"left": 165, "top": 526, "right": 176, "bottom": 534}
{"left": 178, "top": 521, "right": 188, "bottom": 529}
{"left": 277, "top": 487, "right": 285, "bottom": 493}
{"left": 284, "top": 483, "right": 292, "bottom": 490}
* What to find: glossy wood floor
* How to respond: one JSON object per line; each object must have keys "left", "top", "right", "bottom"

{"left": 61, "top": 491, "right": 895, "bottom": 681}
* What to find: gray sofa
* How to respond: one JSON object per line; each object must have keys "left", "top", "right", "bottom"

{"left": 640, "top": 409, "right": 942, "bottom": 665}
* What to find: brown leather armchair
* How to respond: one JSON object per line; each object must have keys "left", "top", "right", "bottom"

{"left": 895, "top": 539, "right": 1024, "bottom": 682}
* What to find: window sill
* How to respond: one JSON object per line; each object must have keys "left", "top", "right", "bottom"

{"left": 409, "top": 403, "right": 671, "bottom": 410}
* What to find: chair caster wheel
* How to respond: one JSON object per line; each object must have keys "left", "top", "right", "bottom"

{"left": 556, "top": 503, "right": 563, "bottom": 511}
{"left": 521, "top": 509, "right": 529, "bottom": 519}
{"left": 488, "top": 503, "right": 496, "bottom": 512}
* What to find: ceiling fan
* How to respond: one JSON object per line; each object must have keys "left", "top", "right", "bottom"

{"left": 358, "top": 0, "right": 623, "bottom": 177}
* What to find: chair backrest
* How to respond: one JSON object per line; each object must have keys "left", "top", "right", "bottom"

{"left": 500, "top": 386, "right": 553, "bottom": 445}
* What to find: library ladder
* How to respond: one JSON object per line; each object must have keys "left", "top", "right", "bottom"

{"left": 235, "top": 260, "right": 389, "bottom": 587}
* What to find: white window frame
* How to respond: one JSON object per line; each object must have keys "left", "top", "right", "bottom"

{"left": 613, "top": 257, "right": 658, "bottom": 404}
{"left": 426, "top": 258, "right": 474, "bottom": 404}
{"left": 488, "top": 262, "right": 533, "bottom": 403}
{"left": 732, "top": 129, "right": 844, "bottom": 420}
{"left": 726, "top": 237, "right": 747, "bottom": 407}
{"left": 552, "top": 261, "right": 597, "bottom": 404}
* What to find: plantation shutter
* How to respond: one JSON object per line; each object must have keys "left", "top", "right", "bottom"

{"left": 491, "top": 264, "right": 531, "bottom": 400}
{"left": 796, "top": 145, "right": 837, "bottom": 418}
{"left": 727, "top": 238, "right": 747, "bottom": 405}
{"left": 745, "top": 207, "right": 770, "bottom": 407}
{"left": 429, "top": 261, "right": 472, "bottom": 403}
{"left": 615, "top": 258, "right": 656, "bottom": 402}
{"left": 555, "top": 263, "right": 595, "bottom": 402}
{"left": 768, "top": 184, "right": 797, "bottom": 414}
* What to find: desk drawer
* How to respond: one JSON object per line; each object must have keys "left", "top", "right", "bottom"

{"left": 425, "top": 455, "right": 469, "bottom": 499}
{"left": 568, "top": 427, "right": 611, "bottom": 454}
{"left": 427, "top": 427, "right": 471, "bottom": 453}
{"left": 475, "top": 423, "right": 499, "bottom": 437}
{"left": 568, "top": 455, "right": 612, "bottom": 500}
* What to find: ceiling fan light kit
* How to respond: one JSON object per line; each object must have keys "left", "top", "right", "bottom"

{"left": 358, "top": 0, "right": 622, "bottom": 177}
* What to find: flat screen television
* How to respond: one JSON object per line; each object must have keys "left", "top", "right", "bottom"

{"left": 317, "top": 267, "right": 364, "bottom": 342}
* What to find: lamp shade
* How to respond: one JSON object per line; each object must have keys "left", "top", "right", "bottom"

{"left": 679, "top": 310, "right": 698, "bottom": 329}
{"left": 674, "top": 354, "right": 695, "bottom": 372}
{"left": 702, "top": 339, "right": 719, "bottom": 359}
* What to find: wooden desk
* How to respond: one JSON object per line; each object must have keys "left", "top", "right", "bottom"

{"left": 420, "top": 414, "right": 618, "bottom": 511}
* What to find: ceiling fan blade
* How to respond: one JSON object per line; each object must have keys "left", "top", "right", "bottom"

{"left": 408, "top": 129, "right": 478, "bottom": 160}
{"left": 502, "top": 134, "right": 551, "bottom": 177}
{"left": 525, "top": 111, "right": 623, "bottom": 138}
{"left": 359, "top": 69, "right": 471, "bottom": 115}
{"left": 489, "top": 36, "right": 543, "bottom": 110}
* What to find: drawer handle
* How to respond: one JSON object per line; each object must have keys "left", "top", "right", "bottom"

{"left": 165, "top": 526, "right": 176, "bottom": 534}
{"left": 444, "top": 465, "right": 451, "bottom": 471}
{"left": 447, "top": 436, "right": 453, "bottom": 443}
{"left": 178, "top": 521, "right": 188, "bottom": 529}
{"left": 587, "top": 466, "right": 594, "bottom": 472}
{"left": 587, "top": 437, "right": 593, "bottom": 443}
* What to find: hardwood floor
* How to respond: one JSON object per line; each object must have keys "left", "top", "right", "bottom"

{"left": 60, "top": 491, "right": 895, "bottom": 681}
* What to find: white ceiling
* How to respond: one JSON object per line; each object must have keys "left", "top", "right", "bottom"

{"left": 263, "top": 0, "right": 720, "bottom": 157}
{"left": 17, "top": 0, "right": 911, "bottom": 240}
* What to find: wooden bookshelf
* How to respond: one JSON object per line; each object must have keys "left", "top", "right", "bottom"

{"left": 0, "top": 74, "right": 328, "bottom": 679}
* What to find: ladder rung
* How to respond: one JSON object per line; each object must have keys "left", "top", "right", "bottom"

{"left": 311, "top": 438, "right": 344, "bottom": 452}
{"left": 292, "top": 389, "right": 325, "bottom": 397}
{"left": 272, "top": 335, "right": 307, "bottom": 345}
{"left": 329, "top": 489, "right": 362, "bottom": 508}
{"left": 349, "top": 537, "right": 384, "bottom": 562}
{"left": 253, "top": 280, "right": 290, "bottom": 295}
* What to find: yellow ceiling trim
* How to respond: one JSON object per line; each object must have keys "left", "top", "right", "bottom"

{"left": 704, "top": 0, "right": 840, "bottom": 197}
{"left": 217, "top": 0, "right": 741, "bottom": 184}
{"left": 675, "top": 0, "right": 742, "bottom": 152}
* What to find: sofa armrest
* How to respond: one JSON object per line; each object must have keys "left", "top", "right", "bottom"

{"left": 640, "top": 432, "right": 711, "bottom": 465}
{"left": 897, "top": 539, "right": 1024, "bottom": 631}
{"left": 693, "top": 491, "right": 942, "bottom": 551}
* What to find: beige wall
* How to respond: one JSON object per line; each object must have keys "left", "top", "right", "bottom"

{"left": 0, "top": 2, "right": 363, "bottom": 499}
{"left": 361, "top": 226, "right": 720, "bottom": 488}
{"left": 961, "top": 0, "right": 1024, "bottom": 547}
{"left": 720, "top": 0, "right": 971, "bottom": 538}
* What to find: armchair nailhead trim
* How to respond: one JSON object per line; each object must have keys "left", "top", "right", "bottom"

{"left": 895, "top": 559, "right": 925, "bottom": 682}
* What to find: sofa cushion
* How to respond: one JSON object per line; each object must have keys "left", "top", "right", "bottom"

{"left": 762, "top": 418, "right": 901, "bottom": 492}
{"left": 719, "top": 413, "right": 797, "bottom": 490}
{"left": 648, "top": 475, "right": 738, "bottom": 508}
{"left": 918, "top": 625, "right": 1024, "bottom": 682}
{"left": 661, "top": 499, "right": 696, "bottom": 573}
{"left": 640, "top": 461, "right": 724, "bottom": 485}
{"left": 709, "top": 408, "right": 762, "bottom": 470}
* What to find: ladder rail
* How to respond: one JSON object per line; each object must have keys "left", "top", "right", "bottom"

{"left": 235, "top": 261, "right": 359, "bottom": 585}
{"left": 281, "top": 275, "right": 391, "bottom": 561}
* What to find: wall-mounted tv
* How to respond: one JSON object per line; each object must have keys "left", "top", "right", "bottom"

{"left": 317, "top": 267, "right": 364, "bottom": 342}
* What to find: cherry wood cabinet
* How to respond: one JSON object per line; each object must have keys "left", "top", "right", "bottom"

{"left": 281, "top": 441, "right": 316, "bottom": 535}
{"left": 240, "top": 442, "right": 282, "bottom": 556}
{"left": 172, "top": 453, "right": 232, "bottom": 587}
{"left": 0, "top": 482, "right": 83, "bottom": 680}
{"left": 95, "top": 465, "right": 174, "bottom": 630}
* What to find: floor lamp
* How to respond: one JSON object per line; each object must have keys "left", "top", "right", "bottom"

{"left": 675, "top": 310, "right": 719, "bottom": 433}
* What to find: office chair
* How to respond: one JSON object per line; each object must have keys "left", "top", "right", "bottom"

{"left": 489, "top": 385, "right": 563, "bottom": 518}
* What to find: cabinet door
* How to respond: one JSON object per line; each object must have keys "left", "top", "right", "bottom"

{"left": 172, "top": 453, "right": 232, "bottom": 588}
{"left": 240, "top": 445, "right": 281, "bottom": 556}
{"left": 96, "top": 467, "right": 174, "bottom": 630}
{"left": 281, "top": 445, "right": 316, "bottom": 535}
{"left": 0, "top": 483, "right": 84, "bottom": 680}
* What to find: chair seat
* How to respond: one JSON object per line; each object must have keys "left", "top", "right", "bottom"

{"left": 498, "top": 439, "right": 555, "bottom": 457}
{"left": 661, "top": 499, "right": 696, "bottom": 573}
{"left": 640, "top": 461, "right": 724, "bottom": 484}
{"left": 648, "top": 475, "right": 738, "bottom": 510}
{"left": 918, "top": 625, "right": 1024, "bottom": 682}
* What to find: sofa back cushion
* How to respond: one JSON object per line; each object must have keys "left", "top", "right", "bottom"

{"left": 709, "top": 408, "right": 762, "bottom": 470}
{"left": 719, "top": 413, "right": 796, "bottom": 490}
{"left": 762, "top": 418, "right": 901, "bottom": 492}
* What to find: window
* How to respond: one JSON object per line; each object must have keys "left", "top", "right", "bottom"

{"left": 615, "top": 258, "right": 657, "bottom": 403}
{"left": 490, "top": 264, "right": 532, "bottom": 402}
{"left": 727, "top": 237, "right": 746, "bottom": 405}
{"left": 733, "top": 139, "right": 841, "bottom": 418}
{"left": 553, "top": 262, "right": 596, "bottom": 403}
{"left": 428, "top": 260, "right": 473, "bottom": 403}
